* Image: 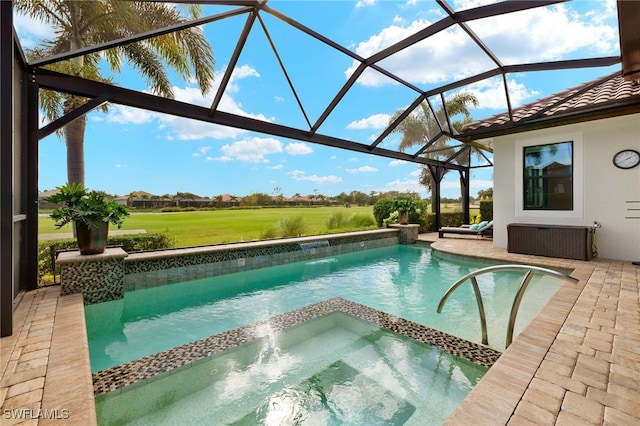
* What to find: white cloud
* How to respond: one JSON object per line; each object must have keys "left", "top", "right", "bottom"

{"left": 157, "top": 66, "right": 271, "bottom": 140}
{"left": 383, "top": 178, "right": 423, "bottom": 193}
{"left": 207, "top": 155, "right": 232, "bottom": 162}
{"left": 13, "top": 12, "right": 56, "bottom": 48}
{"left": 158, "top": 114, "right": 247, "bottom": 140}
{"left": 471, "top": 4, "right": 618, "bottom": 63}
{"left": 470, "top": 178, "right": 493, "bottom": 191}
{"left": 108, "top": 105, "right": 154, "bottom": 124}
{"left": 346, "top": 113, "right": 391, "bottom": 130}
{"left": 268, "top": 165, "right": 283, "bottom": 170}
{"left": 230, "top": 64, "right": 261, "bottom": 84}
{"left": 348, "top": 4, "right": 618, "bottom": 87}
{"left": 356, "top": 0, "right": 376, "bottom": 8}
{"left": 445, "top": 76, "right": 540, "bottom": 110}
{"left": 192, "top": 146, "right": 211, "bottom": 157}
{"left": 389, "top": 159, "right": 409, "bottom": 167}
{"left": 220, "top": 137, "right": 283, "bottom": 163}
{"left": 285, "top": 143, "right": 313, "bottom": 155}
{"left": 346, "top": 166, "right": 378, "bottom": 173}
{"left": 288, "top": 170, "right": 343, "bottom": 184}
{"left": 103, "top": 64, "right": 269, "bottom": 140}
{"left": 347, "top": 20, "right": 481, "bottom": 86}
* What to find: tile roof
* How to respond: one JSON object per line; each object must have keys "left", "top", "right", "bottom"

{"left": 463, "top": 73, "right": 640, "bottom": 134}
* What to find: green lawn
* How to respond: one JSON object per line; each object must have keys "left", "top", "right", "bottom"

{"left": 39, "top": 206, "right": 376, "bottom": 247}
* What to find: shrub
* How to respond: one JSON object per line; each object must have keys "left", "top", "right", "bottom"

{"left": 159, "top": 206, "right": 197, "bottom": 212}
{"left": 383, "top": 211, "right": 399, "bottom": 227}
{"left": 259, "top": 226, "right": 278, "bottom": 240}
{"left": 278, "top": 216, "right": 307, "bottom": 237}
{"left": 373, "top": 198, "right": 394, "bottom": 227}
{"left": 350, "top": 214, "right": 375, "bottom": 227}
{"left": 326, "top": 211, "right": 349, "bottom": 229}
{"left": 422, "top": 213, "right": 437, "bottom": 231}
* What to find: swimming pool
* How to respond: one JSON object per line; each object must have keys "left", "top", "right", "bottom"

{"left": 95, "top": 311, "right": 488, "bottom": 425}
{"left": 86, "top": 245, "right": 563, "bottom": 373}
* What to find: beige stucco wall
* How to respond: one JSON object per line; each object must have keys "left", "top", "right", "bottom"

{"left": 492, "top": 114, "right": 640, "bottom": 262}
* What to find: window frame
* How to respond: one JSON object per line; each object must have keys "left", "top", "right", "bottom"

{"left": 522, "top": 141, "right": 574, "bottom": 211}
{"left": 514, "top": 132, "right": 584, "bottom": 220}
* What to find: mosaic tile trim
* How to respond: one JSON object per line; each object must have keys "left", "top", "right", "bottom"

{"left": 124, "top": 229, "right": 399, "bottom": 274}
{"left": 389, "top": 224, "right": 420, "bottom": 244}
{"left": 92, "top": 297, "right": 501, "bottom": 396}
{"left": 60, "top": 257, "right": 125, "bottom": 305}
{"left": 123, "top": 232, "right": 399, "bottom": 290}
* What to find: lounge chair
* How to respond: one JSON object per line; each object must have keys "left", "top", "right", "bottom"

{"left": 438, "top": 220, "right": 493, "bottom": 239}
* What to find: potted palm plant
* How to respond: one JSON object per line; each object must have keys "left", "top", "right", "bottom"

{"left": 44, "top": 183, "right": 129, "bottom": 255}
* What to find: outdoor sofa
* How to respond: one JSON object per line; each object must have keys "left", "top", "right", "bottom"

{"left": 438, "top": 220, "right": 493, "bottom": 239}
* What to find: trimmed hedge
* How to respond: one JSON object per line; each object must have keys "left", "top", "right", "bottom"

{"left": 437, "top": 212, "right": 467, "bottom": 228}
{"left": 479, "top": 200, "right": 493, "bottom": 221}
{"left": 38, "top": 233, "right": 174, "bottom": 285}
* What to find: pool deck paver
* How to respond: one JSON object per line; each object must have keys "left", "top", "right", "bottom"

{"left": 1, "top": 233, "right": 638, "bottom": 425}
{"left": 0, "top": 288, "right": 93, "bottom": 425}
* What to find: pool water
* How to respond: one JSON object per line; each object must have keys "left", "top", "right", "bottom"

{"left": 95, "top": 312, "right": 487, "bottom": 425}
{"left": 86, "top": 245, "right": 563, "bottom": 372}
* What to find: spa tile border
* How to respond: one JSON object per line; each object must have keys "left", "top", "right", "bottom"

{"left": 124, "top": 229, "right": 400, "bottom": 273}
{"left": 123, "top": 230, "right": 400, "bottom": 291}
{"left": 92, "top": 297, "right": 501, "bottom": 396}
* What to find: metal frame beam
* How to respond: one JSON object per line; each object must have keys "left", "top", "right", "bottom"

{"left": 1, "top": 0, "right": 13, "bottom": 337}
{"left": 25, "top": 69, "right": 40, "bottom": 294}
{"left": 27, "top": 6, "right": 252, "bottom": 70}
{"left": 35, "top": 69, "right": 468, "bottom": 171}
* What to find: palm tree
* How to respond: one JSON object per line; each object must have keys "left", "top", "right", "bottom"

{"left": 16, "top": 0, "right": 216, "bottom": 186}
{"left": 390, "top": 92, "right": 478, "bottom": 207}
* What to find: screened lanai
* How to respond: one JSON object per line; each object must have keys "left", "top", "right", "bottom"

{"left": 2, "top": 0, "right": 639, "bottom": 336}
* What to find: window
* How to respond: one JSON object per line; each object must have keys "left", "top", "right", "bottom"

{"left": 523, "top": 141, "right": 573, "bottom": 210}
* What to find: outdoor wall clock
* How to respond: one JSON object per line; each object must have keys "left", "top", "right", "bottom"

{"left": 613, "top": 149, "right": 640, "bottom": 169}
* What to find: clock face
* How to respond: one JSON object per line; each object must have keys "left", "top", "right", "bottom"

{"left": 613, "top": 150, "right": 640, "bottom": 169}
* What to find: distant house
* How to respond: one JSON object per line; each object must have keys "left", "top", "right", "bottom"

{"left": 37, "top": 189, "right": 59, "bottom": 209}
{"left": 125, "top": 191, "right": 212, "bottom": 208}
{"left": 212, "top": 194, "right": 238, "bottom": 208}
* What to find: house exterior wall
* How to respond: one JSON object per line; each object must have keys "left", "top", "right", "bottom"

{"left": 493, "top": 114, "right": 640, "bottom": 262}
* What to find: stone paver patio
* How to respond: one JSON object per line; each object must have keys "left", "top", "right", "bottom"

{"left": 1, "top": 235, "right": 638, "bottom": 424}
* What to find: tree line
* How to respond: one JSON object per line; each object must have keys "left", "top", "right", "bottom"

{"left": 120, "top": 188, "right": 492, "bottom": 209}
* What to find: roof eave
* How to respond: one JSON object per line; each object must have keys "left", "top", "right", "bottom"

{"left": 459, "top": 100, "right": 640, "bottom": 142}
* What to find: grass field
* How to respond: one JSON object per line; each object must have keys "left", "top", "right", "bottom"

{"left": 39, "top": 206, "right": 377, "bottom": 247}
{"left": 39, "top": 203, "right": 479, "bottom": 248}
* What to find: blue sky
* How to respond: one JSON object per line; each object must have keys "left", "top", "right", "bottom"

{"left": 15, "top": 0, "right": 620, "bottom": 199}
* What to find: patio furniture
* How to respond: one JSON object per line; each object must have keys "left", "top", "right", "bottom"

{"left": 438, "top": 221, "right": 494, "bottom": 239}
{"left": 507, "top": 223, "right": 594, "bottom": 260}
